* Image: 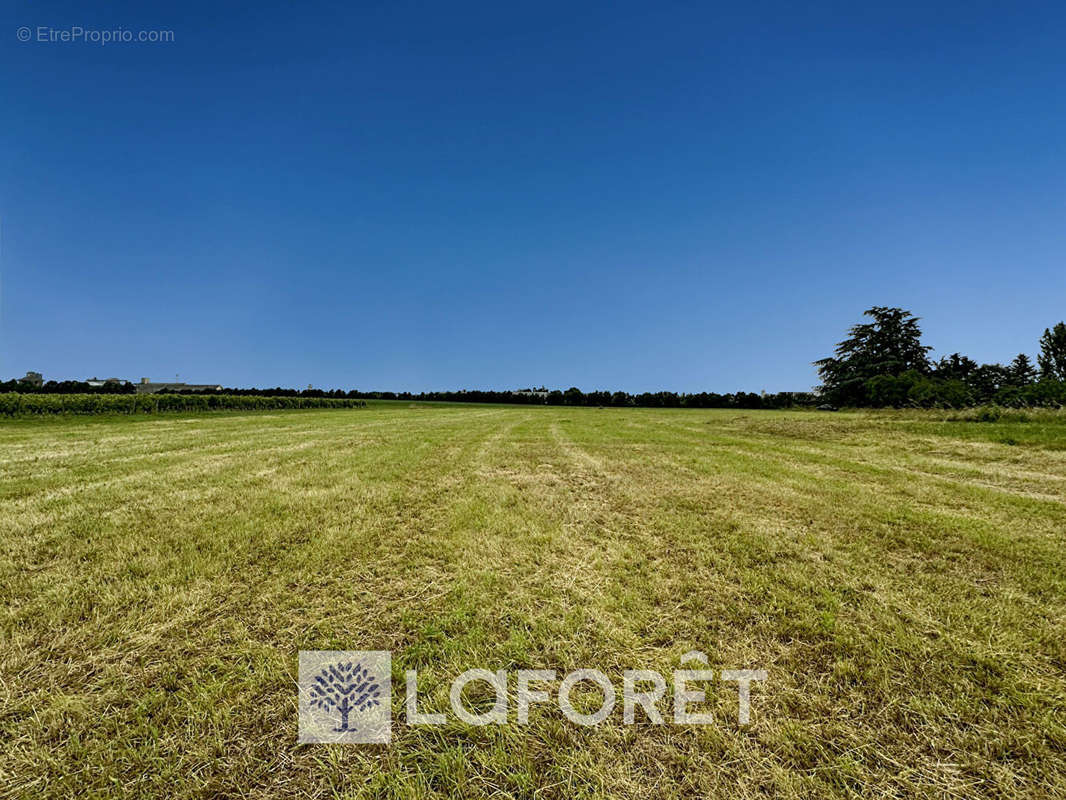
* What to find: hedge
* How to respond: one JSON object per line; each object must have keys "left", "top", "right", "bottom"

{"left": 0, "top": 393, "right": 367, "bottom": 417}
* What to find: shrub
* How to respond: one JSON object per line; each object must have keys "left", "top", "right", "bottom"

{"left": 907, "top": 377, "right": 971, "bottom": 409}
{"left": 0, "top": 393, "right": 366, "bottom": 417}
{"left": 865, "top": 371, "right": 924, "bottom": 408}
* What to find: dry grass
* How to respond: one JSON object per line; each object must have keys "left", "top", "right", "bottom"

{"left": 1, "top": 404, "right": 1064, "bottom": 798}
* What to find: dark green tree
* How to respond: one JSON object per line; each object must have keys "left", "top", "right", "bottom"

{"left": 815, "top": 307, "right": 932, "bottom": 405}
{"left": 933, "top": 353, "right": 978, "bottom": 381}
{"left": 1038, "top": 322, "right": 1066, "bottom": 381}
{"left": 1007, "top": 353, "right": 1038, "bottom": 386}
{"left": 562, "top": 387, "right": 585, "bottom": 405}
{"left": 967, "top": 363, "right": 1010, "bottom": 404}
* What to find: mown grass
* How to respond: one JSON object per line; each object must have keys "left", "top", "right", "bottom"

{"left": 1, "top": 405, "right": 1064, "bottom": 798}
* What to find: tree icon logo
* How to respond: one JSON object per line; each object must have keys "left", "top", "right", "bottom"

{"left": 299, "top": 650, "right": 392, "bottom": 743}
{"left": 308, "top": 660, "right": 383, "bottom": 732}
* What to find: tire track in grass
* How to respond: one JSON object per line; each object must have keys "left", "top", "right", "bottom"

{"left": 549, "top": 422, "right": 606, "bottom": 474}
{"left": 474, "top": 412, "right": 529, "bottom": 475}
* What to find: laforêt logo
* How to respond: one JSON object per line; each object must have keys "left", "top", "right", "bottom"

{"left": 298, "top": 649, "right": 766, "bottom": 745}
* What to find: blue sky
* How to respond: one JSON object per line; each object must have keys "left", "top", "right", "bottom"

{"left": 3, "top": 1, "right": 1064, "bottom": 392}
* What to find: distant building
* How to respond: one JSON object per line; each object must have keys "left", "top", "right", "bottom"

{"left": 86, "top": 376, "right": 130, "bottom": 387}
{"left": 135, "top": 377, "right": 223, "bottom": 394}
{"left": 22, "top": 371, "right": 44, "bottom": 387}
{"left": 512, "top": 389, "right": 549, "bottom": 399}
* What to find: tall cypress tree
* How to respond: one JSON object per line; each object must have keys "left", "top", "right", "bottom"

{"left": 1037, "top": 322, "right": 1066, "bottom": 381}
{"left": 1007, "top": 353, "right": 1038, "bottom": 386}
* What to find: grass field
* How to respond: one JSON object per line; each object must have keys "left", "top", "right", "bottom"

{"left": 2, "top": 404, "right": 1065, "bottom": 798}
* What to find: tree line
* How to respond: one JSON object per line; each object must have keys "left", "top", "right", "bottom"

{"left": 0, "top": 379, "right": 139, "bottom": 394}
{"left": 7, "top": 309, "right": 1064, "bottom": 410}
{"left": 345, "top": 389, "right": 815, "bottom": 409}
{"left": 815, "top": 307, "right": 1066, "bottom": 408}
{"left": 174, "top": 386, "right": 816, "bottom": 409}
{"left": 0, "top": 377, "right": 817, "bottom": 411}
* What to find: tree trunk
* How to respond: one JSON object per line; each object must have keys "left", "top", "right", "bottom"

{"left": 336, "top": 697, "right": 352, "bottom": 732}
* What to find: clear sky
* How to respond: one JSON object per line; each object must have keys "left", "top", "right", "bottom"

{"left": 3, "top": 1, "right": 1064, "bottom": 392}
